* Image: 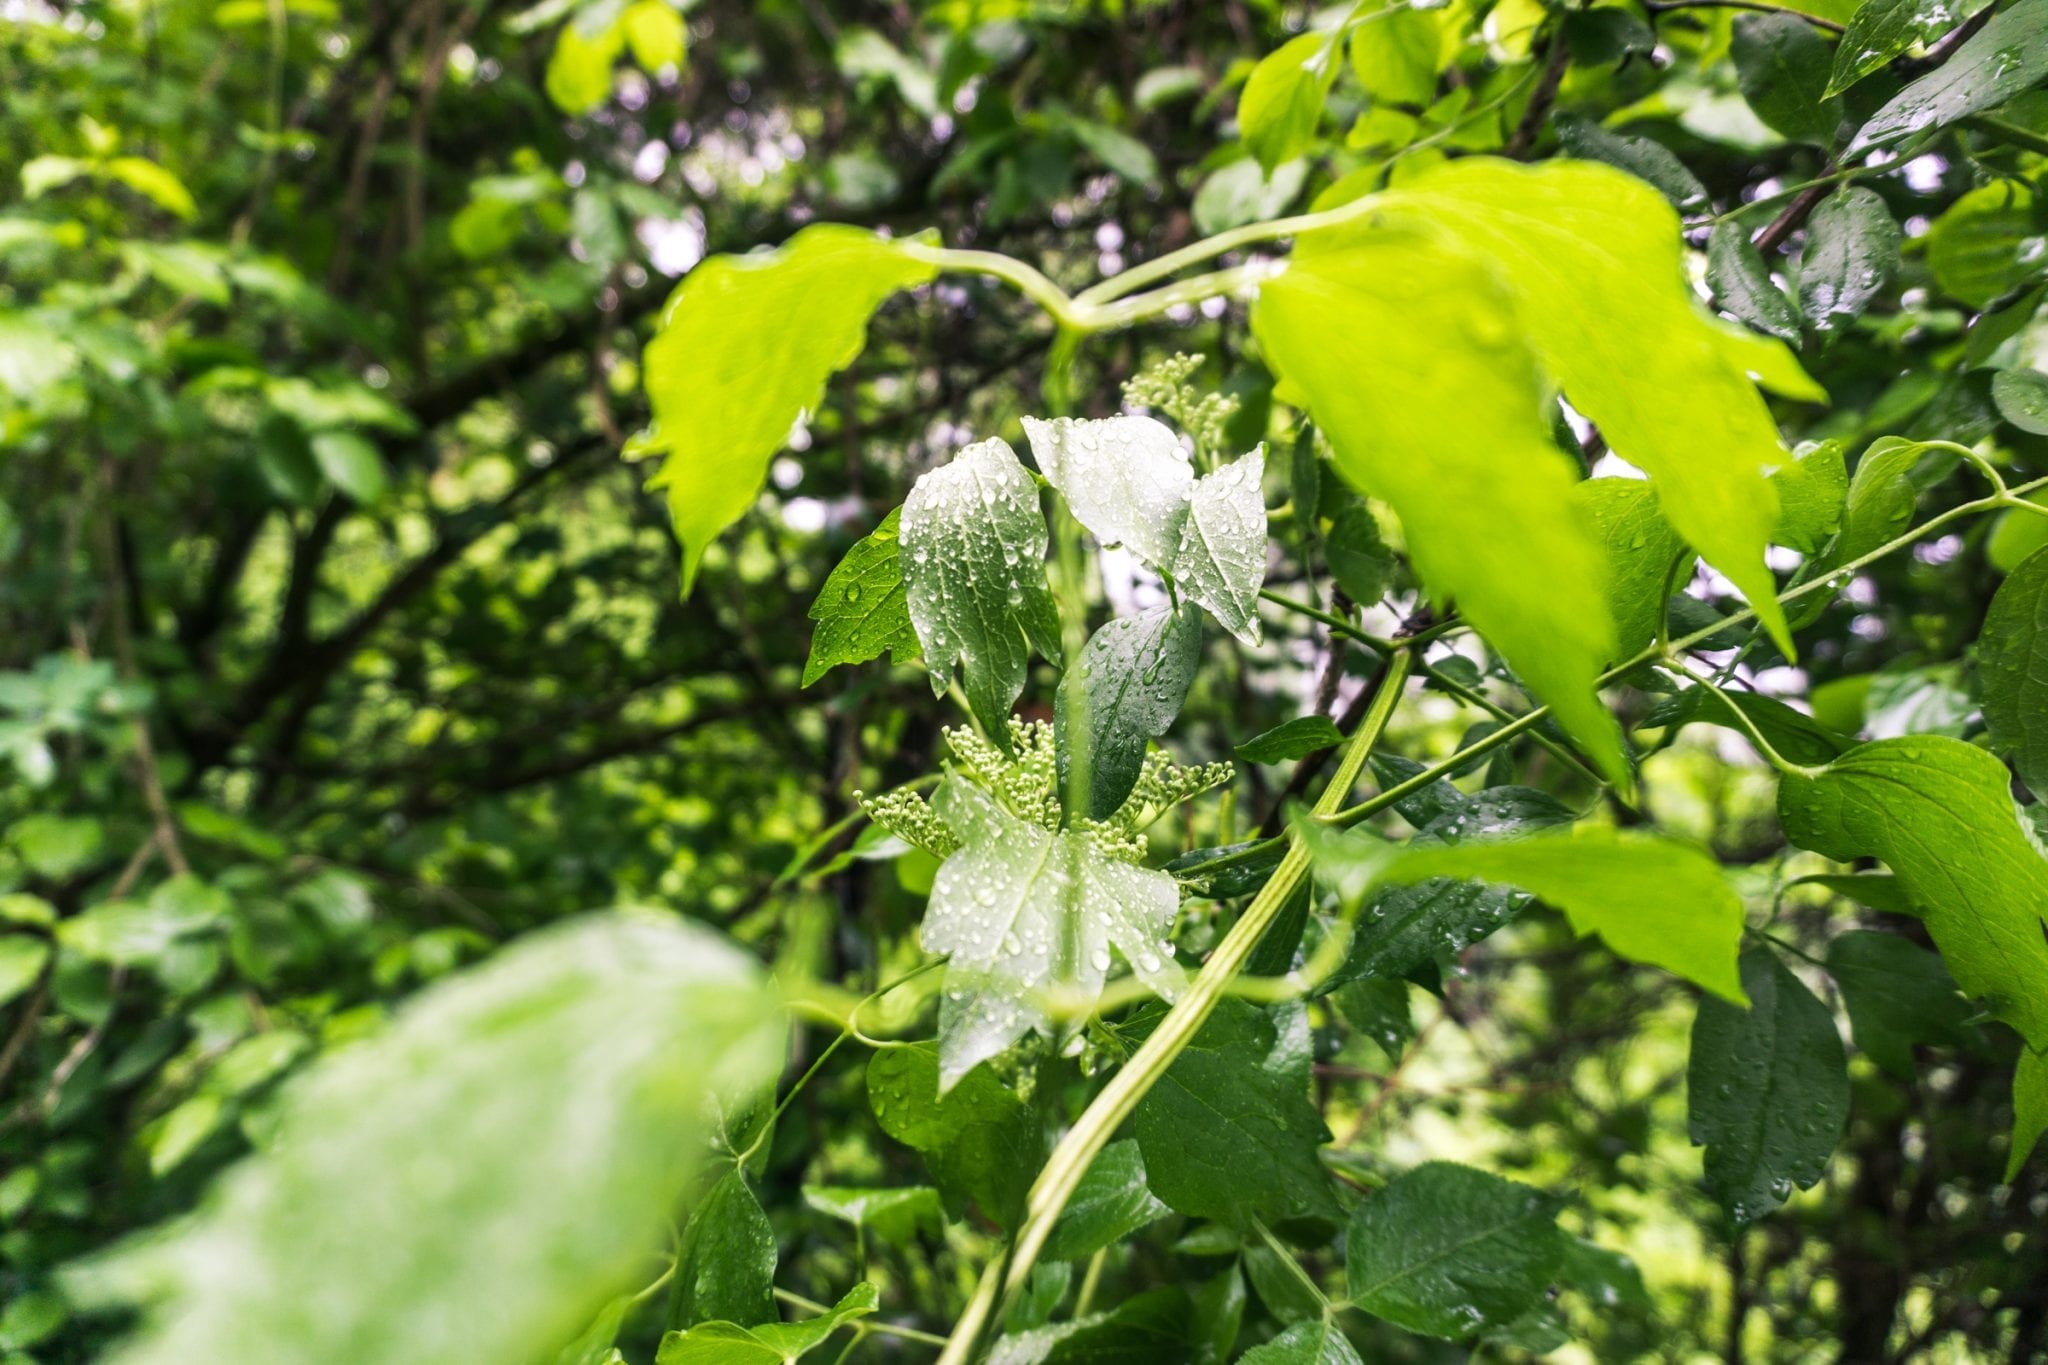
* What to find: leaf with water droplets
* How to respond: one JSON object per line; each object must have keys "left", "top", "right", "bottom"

{"left": 1174, "top": 448, "right": 1270, "bottom": 646}
{"left": 1236, "top": 715, "right": 1345, "bottom": 766}
{"left": 1708, "top": 220, "right": 1802, "bottom": 344}
{"left": 656, "top": 1283, "right": 878, "bottom": 1365}
{"left": 1825, "top": 930, "right": 1972, "bottom": 1079}
{"left": 1926, "top": 180, "right": 2044, "bottom": 309}
{"left": 1847, "top": 0, "right": 2048, "bottom": 151}
{"left": 1977, "top": 546, "right": 2048, "bottom": 794}
{"left": 1577, "top": 477, "right": 1692, "bottom": 657}
{"left": 865, "top": 1044, "right": 1041, "bottom": 1227}
{"left": 1771, "top": 440, "right": 1848, "bottom": 554}
{"left": 1687, "top": 948, "right": 1849, "bottom": 1225}
{"left": 802, "top": 507, "right": 919, "bottom": 686}
{"left": 1055, "top": 603, "right": 1204, "bottom": 820}
{"left": 902, "top": 438, "right": 1065, "bottom": 743}
{"left": 1828, "top": 0, "right": 1983, "bottom": 96}
{"left": 1238, "top": 1317, "right": 1365, "bottom": 1364}
{"left": 1779, "top": 736, "right": 2048, "bottom": 1050}
{"left": 1992, "top": 368, "right": 2048, "bottom": 435}
{"left": 1732, "top": 12, "right": 1842, "bottom": 144}
{"left": 638, "top": 225, "right": 937, "bottom": 591}
{"left": 1041, "top": 1139, "right": 1172, "bottom": 1262}
{"left": 1346, "top": 1161, "right": 1565, "bottom": 1341}
{"left": 1022, "top": 415, "right": 1193, "bottom": 568}
{"left": 1799, "top": 188, "right": 1901, "bottom": 331}
{"left": 1253, "top": 221, "right": 1627, "bottom": 783}
{"left": 922, "top": 777, "right": 1182, "bottom": 1087}
{"left": 666, "top": 1170, "right": 776, "bottom": 1331}
{"left": 1131, "top": 1000, "right": 1341, "bottom": 1228}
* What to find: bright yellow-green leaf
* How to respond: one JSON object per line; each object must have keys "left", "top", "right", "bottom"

{"left": 105, "top": 157, "right": 197, "bottom": 219}
{"left": 1349, "top": 4, "right": 1446, "bottom": 106}
{"left": 622, "top": 0, "right": 686, "bottom": 71}
{"left": 2011, "top": 1046, "right": 2047, "bottom": 1182}
{"left": 547, "top": 18, "right": 625, "bottom": 115}
{"left": 1239, "top": 31, "right": 1339, "bottom": 172}
{"left": 638, "top": 225, "right": 937, "bottom": 590}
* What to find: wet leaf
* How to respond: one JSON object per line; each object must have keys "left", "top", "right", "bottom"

{"left": 866, "top": 1045, "right": 1041, "bottom": 1227}
{"left": 1977, "top": 545, "right": 2048, "bottom": 792}
{"left": 1732, "top": 13, "right": 1842, "bottom": 144}
{"left": 1799, "top": 188, "right": 1901, "bottom": 330}
{"left": 1826, "top": 930, "right": 1972, "bottom": 1078}
{"left": 803, "top": 507, "right": 919, "bottom": 686}
{"left": 1041, "top": 1140, "right": 1171, "bottom": 1261}
{"left": 1236, "top": 715, "right": 1344, "bottom": 765}
{"left": 1708, "top": 220, "right": 1802, "bottom": 343}
{"left": 1055, "top": 603, "right": 1204, "bottom": 819}
{"left": 1848, "top": 0, "right": 2048, "bottom": 150}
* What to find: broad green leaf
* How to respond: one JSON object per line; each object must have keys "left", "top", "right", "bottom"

{"left": 621, "top": 0, "right": 686, "bottom": 70}
{"left": 1556, "top": 1237, "right": 1651, "bottom": 1311}
{"left": 1828, "top": 0, "right": 1978, "bottom": 95}
{"left": 1040, "top": 1139, "right": 1171, "bottom": 1261}
{"left": 866, "top": 1044, "right": 1041, "bottom": 1226}
{"left": 1578, "top": 477, "right": 1691, "bottom": 656}
{"left": 1644, "top": 686, "right": 1852, "bottom": 768}
{"left": 1171, "top": 449, "right": 1268, "bottom": 646}
{"left": 1992, "top": 368, "right": 2048, "bottom": 435}
{"left": 1131, "top": 1000, "right": 1339, "bottom": 1228}
{"left": 0, "top": 935, "right": 49, "bottom": 1008}
{"left": 308, "top": 430, "right": 388, "bottom": 504}
{"left": 1349, "top": 5, "right": 1445, "bottom": 106}
{"left": 2010, "top": 1046, "right": 2047, "bottom": 1181}
{"left": 1067, "top": 118, "right": 1160, "bottom": 184}
{"left": 1925, "top": 181, "right": 2043, "bottom": 309}
{"left": 1323, "top": 499, "right": 1396, "bottom": 605}
{"left": 121, "top": 240, "right": 230, "bottom": 304}
{"left": 1978, "top": 546, "right": 2048, "bottom": 792}
{"left": 984, "top": 1288, "right": 1189, "bottom": 1364}
{"left": 1732, "top": 13, "right": 1842, "bottom": 144}
{"left": 1055, "top": 603, "right": 1203, "bottom": 820}
{"left": 1236, "top": 715, "right": 1344, "bottom": 765}
{"left": 923, "top": 777, "right": 1181, "bottom": 1083}
{"left": 1190, "top": 1263, "right": 1248, "bottom": 1363}
{"left": 667, "top": 1171, "right": 776, "bottom": 1330}
{"left": 69, "top": 913, "right": 784, "bottom": 1365}
{"left": 1554, "top": 114, "right": 1708, "bottom": 212}
{"left": 657, "top": 1283, "right": 878, "bottom": 1364}
{"left": 1687, "top": 948, "right": 1849, "bottom": 1224}
{"left": 902, "top": 438, "right": 1065, "bottom": 743}
{"left": 547, "top": 18, "right": 624, "bottom": 114}
{"left": 105, "top": 157, "right": 198, "bottom": 219}
{"left": 20, "top": 154, "right": 88, "bottom": 200}
{"left": 1381, "top": 158, "right": 1796, "bottom": 656}
{"left": 1795, "top": 871, "right": 1919, "bottom": 915}
{"left": 1848, "top": 0, "right": 2048, "bottom": 151}
{"left": 1799, "top": 188, "right": 1900, "bottom": 331}
{"left": 1193, "top": 156, "right": 1308, "bottom": 235}
{"left": 639, "top": 225, "right": 937, "bottom": 589}
{"left": 1023, "top": 416, "right": 1193, "bottom": 568}
{"left": 1826, "top": 930, "right": 1971, "bottom": 1079}
{"left": 1240, "top": 31, "right": 1340, "bottom": 172}
{"left": 1708, "top": 220, "right": 1802, "bottom": 343}
{"left": 1240, "top": 1317, "right": 1365, "bottom": 1364}
{"left": 1346, "top": 1162, "right": 1565, "bottom": 1340}
{"left": 800, "top": 1185, "right": 942, "bottom": 1242}
{"left": 1771, "top": 440, "right": 1848, "bottom": 553}
{"left": 802, "top": 508, "right": 918, "bottom": 686}
{"left": 1253, "top": 223, "right": 1626, "bottom": 782}
{"left": 1779, "top": 736, "right": 2048, "bottom": 1049}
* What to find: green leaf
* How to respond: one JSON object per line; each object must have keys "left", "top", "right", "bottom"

{"left": 1771, "top": 440, "right": 1848, "bottom": 554}
{"left": 639, "top": 225, "right": 937, "bottom": 590}
{"left": 1795, "top": 871, "right": 1920, "bottom": 915}
{"left": 922, "top": 777, "right": 1181, "bottom": 1084}
{"left": 2010, "top": 1046, "right": 2047, "bottom": 1181}
{"left": 1040, "top": 1139, "right": 1172, "bottom": 1261}
{"left": 1193, "top": 156, "right": 1307, "bottom": 235}
{"left": 984, "top": 1288, "right": 1190, "bottom": 1364}
{"left": 621, "top": 0, "right": 686, "bottom": 70}
{"left": 68, "top": 913, "right": 785, "bottom": 1365}
{"left": 1978, "top": 546, "right": 2048, "bottom": 793}
{"left": 1239, "top": 1317, "right": 1365, "bottom": 1364}
{"left": 1687, "top": 947, "right": 1849, "bottom": 1224}
{"left": 1554, "top": 114, "right": 1709, "bottom": 212}
{"left": 1925, "top": 180, "right": 2044, "bottom": 309}
{"left": 800, "top": 1185, "right": 943, "bottom": 1242}
{"left": 1170, "top": 450, "right": 1269, "bottom": 646}
{"left": 657, "top": 1283, "right": 878, "bottom": 1364}
{"left": 20, "top": 154, "right": 88, "bottom": 200}
{"left": 1345, "top": 1162, "right": 1565, "bottom": 1340}
{"left": 1323, "top": 499, "right": 1396, "bottom": 605}
{"left": 1578, "top": 477, "right": 1692, "bottom": 655}
{"left": 105, "top": 156, "right": 198, "bottom": 218}
{"left": 668, "top": 1171, "right": 777, "bottom": 1330}
{"left": 1131, "top": 1000, "right": 1340, "bottom": 1228}
{"left": 1066, "top": 119, "right": 1160, "bottom": 185}
{"left": 866, "top": 1044, "right": 1041, "bottom": 1228}
{"left": 1848, "top": 0, "right": 2048, "bottom": 151}
{"left": 1992, "top": 368, "right": 2048, "bottom": 435}
{"left": 1023, "top": 415, "right": 1193, "bottom": 569}
{"left": 547, "top": 17, "right": 624, "bottom": 114}
{"left": 1732, "top": 13, "right": 1842, "bottom": 144}
{"left": 1826, "top": 930, "right": 1972, "bottom": 1079}
{"left": 1799, "top": 188, "right": 1901, "bottom": 330}
{"left": 308, "top": 430, "right": 389, "bottom": 504}
{"left": 902, "top": 437, "right": 1065, "bottom": 741}
{"left": 1708, "top": 220, "right": 1802, "bottom": 343}
{"left": 1055, "top": 603, "right": 1203, "bottom": 820}
{"left": 1829, "top": 0, "right": 1972, "bottom": 94}
{"left": 1253, "top": 221, "right": 1626, "bottom": 783}
{"left": 1644, "top": 686, "right": 1852, "bottom": 768}
{"left": 1236, "top": 715, "right": 1344, "bottom": 765}
{"left": 1349, "top": 5, "right": 1446, "bottom": 106}
{"left": 121, "top": 240, "right": 230, "bottom": 304}
{"left": 0, "top": 935, "right": 50, "bottom": 1008}
{"left": 1240, "top": 31, "right": 1340, "bottom": 172}
{"left": 1779, "top": 736, "right": 2048, "bottom": 1050}
{"left": 1380, "top": 158, "right": 1797, "bottom": 657}
{"left": 12, "top": 812, "right": 105, "bottom": 879}
{"left": 802, "top": 508, "right": 919, "bottom": 686}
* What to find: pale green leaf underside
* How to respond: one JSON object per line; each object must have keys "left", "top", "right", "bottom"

{"left": 1778, "top": 736, "right": 2048, "bottom": 1050}
{"left": 640, "top": 224, "right": 936, "bottom": 590}
{"left": 1380, "top": 157, "right": 1795, "bottom": 656}
{"left": 72, "top": 914, "right": 785, "bottom": 1365}
{"left": 923, "top": 777, "right": 1181, "bottom": 1087}
{"left": 1253, "top": 223, "right": 1626, "bottom": 783}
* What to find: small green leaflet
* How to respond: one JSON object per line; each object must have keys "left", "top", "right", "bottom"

{"left": 1707, "top": 220, "right": 1801, "bottom": 344}
{"left": 1055, "top": 603, "right": 1203, "bottom": 820}
{"left": 1040, "top": 1139, "right": 1172, "bottom": 1262}
{"left": 1576, "top": 478, "right": 1690, "bottom": 656}
{"left": 866, "top": 1045, "right": 1040, "bottom": 1227}
{"left": 985, "top": 1288, "right": 1190, "bottom": 1363}
{"left": 1978, "top": 546, "right": 2048, "bottom": 793}
{"left": 1131, "top": 1000, "right": 1340, "bottom": 1228}
{"left": 1253, "top": 222, "right": 1626, "bottom": 784}
{"left": 637, "top": 225, "right": 936, "bottom": 590}
{"left": 1240, "top": 30, "right": 1341, "bottom": 172}
{"left": 2011, "top": 1046, "right": 2047, "bottom": 1181}
{"left": 1346, "top": 1162, "right": 1565, "bottom": 1340}
{"left": 1239, "top": 1318, "right": 1365, "bottom": 1364}
{"left": 923, "top": 777, "right": 1182, "bottom": 1085}
{"left": 1349, "top": 4, "right": 1445, "bottom": 105}
{"left": 902, "top": 438, "right": 1065, "bottom": 743}
{"left": 68, "top": 914, "right": 785, "bottom": 1365}
{"left": 1688, "top": 948, "right": 1849, "bottom": 1224}
{"left": 1022, "top": 416, "right": 1269, "bottom": 646}
{"left": 667, "top": 1170, "right": 777, "bottom": 1330}
{"left": 1645, "top": 686, "right": 1852, "bottom": 769}
{"left": 1828, "top": 0, "right": 1982, "bottom": 95}
{"left": 1379, "top": 158, "right": 1798, "bottom": 658}
{"left": 1799, "top": 188, "right": 1900, "bottom": 331}
{"left": 800, "top": 1185, "right": 942, "bottom": 1242}
{"left": 802, "top": 508, "right": 918, "bottom": 686}
{"left": 1993, "top": 369, "right": 2048, "bottom": 435}
{"left": 1322, "top": 499, "right": 1396, "bottom": 605}
{"left": 1771, "top": 441, "right": 1848, "bottom": 554}
{"left": 656, "top": 1283, "right": 878, "bottom": 1364}
{"left": 1847, "top": 0, "right": 2048, "bottom": 151}
{"left": 1825, "top": 930, "right": 1972, "bottom": 1080}
{"left": 1731, "top": 13, "right": 1842, "bottom": 145}
{"left": 1778, "top": 736, "right": 2048, "bottom": 1050}
{"left": 1236, "top": 715, "right": 1344, "bottom": 765}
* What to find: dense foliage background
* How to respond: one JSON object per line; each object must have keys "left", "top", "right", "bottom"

{"left": 3, "top": 0, "right": 2047, "bottom": 1361}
